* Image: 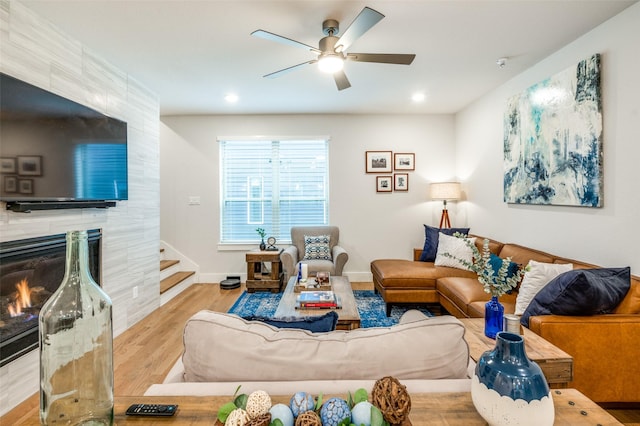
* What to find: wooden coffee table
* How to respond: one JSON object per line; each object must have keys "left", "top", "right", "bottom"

{"left": 274, "top": 276, "right": 361, "bottom": 330}
{"left": 461, "top": 318, "right": 573, "bottom": 388}
{"left": 3, "top": 389, "right": 622, "bottom": 425}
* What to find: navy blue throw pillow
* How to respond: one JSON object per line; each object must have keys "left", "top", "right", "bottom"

{"left": 488, "top": 253, "right": 519, "bottom": 278}
{"left": 521, "top": 267, "right": 631, "bottom": 327}
{"left": 419, "top": 225, "right": 470, "bottom": 262}
{"left": 244, "top": 311, "right": 338, "bottom": 333}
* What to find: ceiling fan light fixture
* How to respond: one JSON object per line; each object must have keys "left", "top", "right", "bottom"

{"left": 318, "top": 55, "right": 344, "bottom": 74}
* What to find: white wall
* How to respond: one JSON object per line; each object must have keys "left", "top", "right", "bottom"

{"left": 160, "top": 114, "right": 459, "bottom": 282}
{"left": 455, "top": 3, "right": 640, "bottom": 273}
{"left": 0, "top": 0, "right": 160, "bottom": 414}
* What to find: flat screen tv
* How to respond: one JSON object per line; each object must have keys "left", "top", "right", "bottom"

{"left": 0, "top": 73, "right": 128, "bottom": 212}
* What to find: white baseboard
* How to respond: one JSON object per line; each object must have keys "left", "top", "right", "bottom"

{"left": 197, "top": 271, "right": 373, "bottom": 284}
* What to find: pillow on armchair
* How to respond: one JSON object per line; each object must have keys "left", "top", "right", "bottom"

{"left": 303, "top": 235, "right": 332, "bottom": 260}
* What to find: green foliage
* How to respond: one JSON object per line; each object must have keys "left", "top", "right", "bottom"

{"left": 442, "top": 234, "right": 527, "bottom": 297}
{"left": 315, "top": 392, "right": 324, "bottom": 411}
{"left": 338, "top": 418, "right": 351, "bottom": 426}
{"left": 370, "top": 405, "right": 388, "bottom": 426}
{"left": 234, "top": 393, "right": 248, "bottom": 410}
{"left": 256, "top": 227, "right": 266, "bottom": 238}
{"left": 217, "top": 402, "right": 237, "bottom": 424}
{"left": 216, "top": 385, "right": 247, "bottom": 423}
{"left": 270, "top": 420, "right": 284, "bottom": 426}
{"left": 353, "top": 388, "right": 368, "bottom": 405}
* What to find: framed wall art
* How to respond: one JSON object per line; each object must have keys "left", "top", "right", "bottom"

{"left": 504, "top": 53, "right": 602, "bottom": 207}
{"left": 376, "top": 176, "right": 392, "bottom": 192}
{"left": 366, "top": 151, "right": 392, "bottom": 173}
{"left": 1, "top": 157, "right": 16, "bottom": 174}
{"left": 4, "top": 176, "right": 17, "bottom": 192}
{"left": 394, "top": 153, "right": 415, "bottom": 171}
{"left": 18, "top": 178, "right": 33, "bottom": 194}
{"left": 394, "top": 173, "right": 409, "bottom": 191}
{"left": 17, "top": 156, "right": 42, "bottom": 176}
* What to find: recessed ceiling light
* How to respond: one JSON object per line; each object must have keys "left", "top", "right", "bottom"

{"left": 225, "top": 93, "right": 239, "bottom": 103}
{"left": 412, "top": 93, "right": 425, "bottom": 103}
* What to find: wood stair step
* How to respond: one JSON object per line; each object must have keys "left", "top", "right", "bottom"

{"left": 160, "top": 271, "right": 195, "bottom": 294}
{"left": 160, "top": 259, "right": 179, "bottom": 271}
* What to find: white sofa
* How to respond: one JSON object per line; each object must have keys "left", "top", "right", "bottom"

{"left": 145, "top": 310, "right": 474, "bottom": 397}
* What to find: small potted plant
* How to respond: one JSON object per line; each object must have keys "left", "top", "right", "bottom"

{"left": 256, "top": 228, "right": 266, "bottom": 250}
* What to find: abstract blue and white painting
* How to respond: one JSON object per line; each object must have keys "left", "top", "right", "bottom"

{"left": 504, "top": 54, "right": 602, "bottom": 207}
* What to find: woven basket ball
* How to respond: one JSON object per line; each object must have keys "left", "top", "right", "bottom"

{"left": 294, "top": 410, "right": 322, "bottom": 426}
{"left": 371, "top": 376, "right": 412, "bottom": 424}
{"left": 247, "top": 412, "right": 271, "bottom": 426}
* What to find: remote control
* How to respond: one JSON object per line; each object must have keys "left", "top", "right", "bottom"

{"left": 125, "top": 404, "right": 178, "bottom": 416}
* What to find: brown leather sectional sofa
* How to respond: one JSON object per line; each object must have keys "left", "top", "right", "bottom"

{"left": 370, "top": 236, "right": 640, "bottom": 403}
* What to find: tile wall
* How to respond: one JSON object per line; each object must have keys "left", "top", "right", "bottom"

{"left": 0, "top": 0, "right": 160, "bottom": 414}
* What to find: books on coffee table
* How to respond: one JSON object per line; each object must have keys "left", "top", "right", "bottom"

{"left": 296, "top": 290, "right": 340, "bottom": 309}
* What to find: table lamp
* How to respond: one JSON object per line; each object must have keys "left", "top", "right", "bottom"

{"left": 430, "top": 182, "right": 461, "bottom": 228}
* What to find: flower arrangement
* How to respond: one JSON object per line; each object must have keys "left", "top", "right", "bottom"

{"left": 256, "top": 228, "right": 267, "bottom": 239}
{"left": 443, "top": 233, "right": 527, "bottom": 297}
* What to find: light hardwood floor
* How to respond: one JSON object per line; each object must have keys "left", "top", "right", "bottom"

{"left": 2, "top": 282, "right": 638, "bottom": 425}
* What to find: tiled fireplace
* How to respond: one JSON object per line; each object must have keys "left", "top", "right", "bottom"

{"left": 0, "top": 230, "right": 101, "bottom": 367}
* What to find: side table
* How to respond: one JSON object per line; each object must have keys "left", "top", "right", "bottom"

{"left": 460, "top": 318, "right": 573, "bottom": 388}
{"left": 245, "top": 248, "right": 284, "bottom": 293}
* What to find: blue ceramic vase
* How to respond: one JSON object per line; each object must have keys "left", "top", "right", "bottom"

{"left": 472, "top": 332, "right": 554, "bottom": 426}
{"left": 484, "top": 296, "right": 504, "bottom": 338}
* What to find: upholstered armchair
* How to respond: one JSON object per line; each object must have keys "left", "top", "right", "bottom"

{"left": 281, "top": 226, "right": 349, "bottom": 280}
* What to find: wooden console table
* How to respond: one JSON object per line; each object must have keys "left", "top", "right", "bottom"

{"left": 461, "top": 318, "right": 573, "bottom": 388}
{"left": 4, "top": 389, "right": 621, "bottom": 425}
{"left": 245, "top": 248, "right": 283, "bottom": 293}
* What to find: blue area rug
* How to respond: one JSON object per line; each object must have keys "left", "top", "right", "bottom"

{"left": 228, "top": 290, "right": 432, "bottom": 328}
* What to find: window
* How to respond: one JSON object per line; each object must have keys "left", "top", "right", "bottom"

{"left": 75, "top": 143, "right": 127, "bottom": 199}
{"left": 219, "top": 138, "right": 329, "bottom": 243}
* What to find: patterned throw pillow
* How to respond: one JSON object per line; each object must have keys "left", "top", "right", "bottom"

{"left": 303, "top": 235, "right": 332, "bottom": 260}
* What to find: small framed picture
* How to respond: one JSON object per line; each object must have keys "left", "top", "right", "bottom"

{"left": 394, "top": 153, "right": 415, "bottom": 170}
{"left": 376, "top": 176, "right": 393, "bottom": 192}
{"left": 4, "top": 176, "right": 17, "bottom": 192}
{"left": 18, "top": 178, "right": 33, "bottom": 194}
{"left": 366, "top": 151, "right": 392, "bottom": 173}
{"left": 394, "top": 173, "right": 409, "bottom": 191}
{"left": 17, "top": 156, "right": 42, "bottom": 176}
{"left": 1, "top": 158, "right": 16, "bottom": 174}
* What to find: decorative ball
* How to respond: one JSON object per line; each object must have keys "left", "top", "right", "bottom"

{"left": 319, "top": 397, "right": 351, "bottom": 426}
{"left": 294, "top": 410, "right": 321, "bottom": 426}
{"left": 246, "top": 413, "right": 271, "bottom": 426}
{"left": 371, "top": 376, "right": 411, "bottom": 425}
{"left": 246, "top": 390, "right": 272, "bottom": 419}
{"left": 269, "top": 403, "right": 294, "bottom": 426}
{"left": 289, "top": 391, "right": 315, "bottom": 417}
{"left": 351, "top": 401, "right": 374, "bottom": 426}
{"left": 225, "top": 408, "right": 250, "bottom": 426}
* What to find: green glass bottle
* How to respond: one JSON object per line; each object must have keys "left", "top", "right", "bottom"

{"left": 39, "top": 230, "right": 114, "bottom": 425}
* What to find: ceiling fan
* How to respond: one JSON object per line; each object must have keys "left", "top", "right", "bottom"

{"left": 251, "top": 6, "right": 416, "bottom": 91}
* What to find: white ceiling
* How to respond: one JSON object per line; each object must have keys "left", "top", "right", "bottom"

{"left": 22, "top": 0, "right": 637, "bottom": 116}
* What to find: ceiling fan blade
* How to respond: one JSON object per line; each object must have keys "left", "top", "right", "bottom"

{"left": 335, "top": 7, "right": 384, "bottom": 52}
{"left": 263, "top": 60, "right": 317, "bottom": 79}
{"left": 334, "top": 70, "right": 351, "bottom": 91}
{"left": 251, "top": 30, "right": 321, "bottom": 54}
{"left": 347, "top": 53, "right": 416, "bottom": 65}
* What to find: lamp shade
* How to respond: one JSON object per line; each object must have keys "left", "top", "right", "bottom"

{"left": 430, "top": 182, "right": 461, "bottom": 200}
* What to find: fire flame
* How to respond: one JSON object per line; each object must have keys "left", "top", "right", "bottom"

{"left": 8, "top": 278, "right": 33, "bottom": 317}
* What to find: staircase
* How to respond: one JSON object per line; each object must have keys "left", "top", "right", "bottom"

{"left": 160, "top": 247, "right": 197, "bottom": 306}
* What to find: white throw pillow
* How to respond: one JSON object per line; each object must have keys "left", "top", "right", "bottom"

{"left": 514, "top": 260, "right": 573, "bottom": 315}
{"left": 434, "top": 232, "right": 476, "bottom": 271}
